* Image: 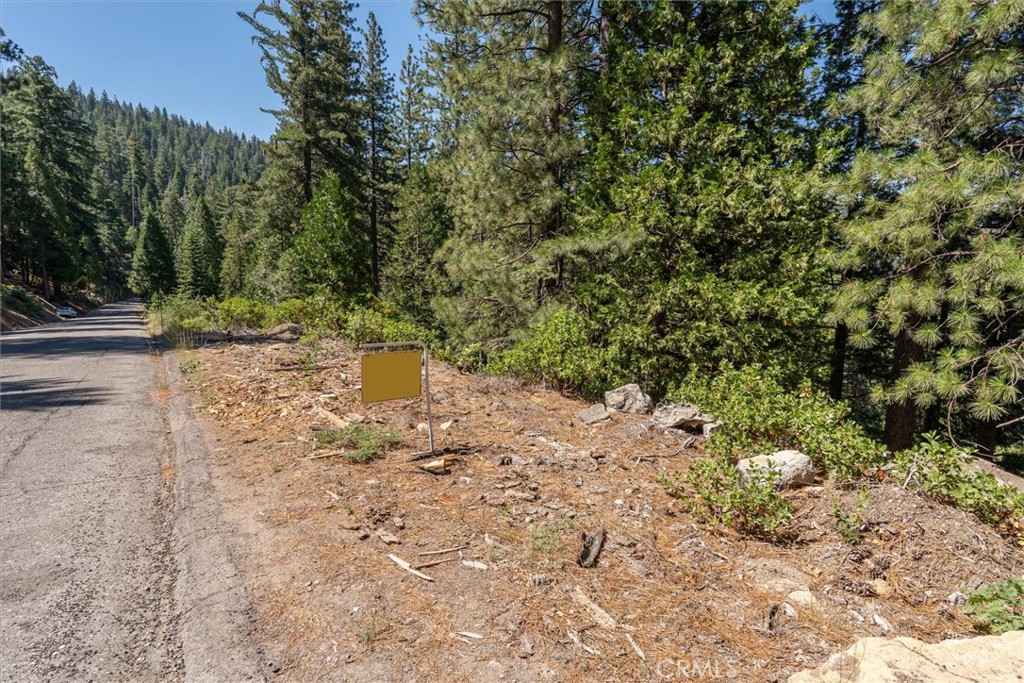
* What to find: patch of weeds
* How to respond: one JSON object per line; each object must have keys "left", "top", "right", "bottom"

{"left": 268, "top": 456, "right": 284, "bottom": 473}
{"left": 831, "top": 491, "right": 868, "bottom": 544}
{"left": 893, "top": 434, "right": 1024, "bottom": 532}
{"left": 313, "top": 424, "right": 403, "bottom": 464}
{"left": 357, "top": 616, "right": 388, "bottom": 646}
{"left": 963, "top": 578, "right": 1024, "bottom": 634}
{"left": 662, "top": 457, "right": 793, "bottom": 539}
{"left": 179, "top": 355, "right": 201, "bottom": 375}
{"left": 295, "top": 344, "right": 320, "bottom": 374}
{"left": 527, "top": 519, "right": 571, "bottom": 569}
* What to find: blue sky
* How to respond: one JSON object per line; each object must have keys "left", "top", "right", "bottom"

{"left": 2, "top": 1, "right": 837, "bottom": 141}
{"left": 1, "top": 1, "right": 426, "bottom": 140}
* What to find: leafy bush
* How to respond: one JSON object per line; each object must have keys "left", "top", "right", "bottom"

{"left": 217, "top": 297, "right": 268, "bottom": 331}
{"left": 488, "top": 308, "right": 611, "bottom": 399}
{"left": 963, "top": 578, "right": 1024, "bottom": 634}
{"left": 266, "top": 298, "right": 310, "bottom": 327}
{"left": 151, "top": 294, "right": 215, "bottom": 347}
{"left": 342, "top": 305, "right": 436, "bottom": 346}
{"left": 892, "top": 434, "right": 1024, "bottom": 529}
{"left": 313, "top": 424, "right": 403, "bottom": 464}
{"left": 662, "top": 457, "right": 793, "bottom": 538}
{"left": 669, "top": 365, "right": 886, "bottom": 482}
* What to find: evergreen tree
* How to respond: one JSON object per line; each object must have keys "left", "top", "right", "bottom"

{"left": 239, "top": 0, "right": 363, "bottom": 205}
{"left": 568, "top": 0, "right": 829, "bottom": 395}
{"left": 1, "top": 49, "right": 99, "bottom": 298}
{"left": 128, "top": 211, "right": 175, "bottom": 299}
{"left": 397, "top": 45, "right": 432, "bottom": 171}
{"left": 830, "top": 0, "right": 1024, "bottom": 452}
{"left": 286, "top": 172, "right": 370, "bottom": 297}
{"left": 176, "top": 195, "right": 221, "bottom": 298}
{"left": 360, "top": 12, "right": 399, "bottom": 294}
{"left": 417, "top": 0, "right": 593, "bottom": 345}
{"left": 382, "top": 162, "right": 452, "bottom": 324}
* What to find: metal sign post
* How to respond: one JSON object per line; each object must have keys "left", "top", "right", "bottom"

{"left": 360, "top": 340, "right": 434, "bottom": 455}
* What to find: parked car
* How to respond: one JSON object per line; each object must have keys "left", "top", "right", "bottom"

{"left": 55, "top": 306, "right": 78, "bottom": 318}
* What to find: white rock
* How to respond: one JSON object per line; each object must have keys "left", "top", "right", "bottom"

{"left": 653, "top": 403, "right": 715, "bottom": 430}
{"left": 737, "top": 450, "right": 815, "bottom": 488}
{"left": 604, "top": 384, "right": 653, "bottom": 414}
{"left": 578, "top": 404, "right": 611, "bottom": 425}
{"left": 787, "top": 589, "right": 817, "bottom": 607}
{"left": 788, "top": 631, "right": 1024, "bottom": 683}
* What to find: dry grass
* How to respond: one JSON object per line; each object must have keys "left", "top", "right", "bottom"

{"left": 180, "top": 337, "right": 1024, "bottom": 682}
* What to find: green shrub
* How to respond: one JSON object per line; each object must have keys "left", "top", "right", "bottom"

{"left": 892, "top": 434, "right": 1024, "bottom": 529}
{"left": 963, "top": 578, "right": 1024, "bottom": 634}
{"left": 669, "top": 365, "right": 886, "bottom": 482}
{"left": 662, "top": 457, "right": 793, "bottom": 538}
{"left": 266, "top": 298, "right": 310, "bottom": 327}
{"left": 151, "top": 294, "right": 215, "bottom": 347}
{"left": 217, "top": 297, "right": 268, "bottom": 330}
{"left": 488, "top": 308, "right": 610, "bottom": 399}
{"left": 342, "top": 306, "right": 436, "bottom": 346}
{"left": 313, "top": 424, "right": 404, "bottom": 464}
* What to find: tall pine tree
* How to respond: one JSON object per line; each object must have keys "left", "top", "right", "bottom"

{"left": 830, "top": 0, "right": 1024, "bottom": 452}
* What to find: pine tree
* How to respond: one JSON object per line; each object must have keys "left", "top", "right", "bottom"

{"left": 286, "top": 172, "right": 370, "bottom": 297}
{"left": 830, "top": 0, "right": 1024, "bottom": 452}
{"left": 360, "top": 11, "right": 399, "bottom": 294}
{"left": 568, "top": 1, "right": 828, "bottom": 395}
{"left": 176, "top": 195, "right": 220, "bottom": 298}
{"left": 417, "top": 0, "right": 592, "bottom": 345}
{"left": 1, "top": 50, "right": 99, "bottom": 298}
{"left": 128, "top": 211, "right": 175, "bottom": 299}
{"left": 397, "top": 45, "right": 432, "bottom": 171}
{"left": 239, "top": 0, "right": 363, "bottom": 205}
{"left": 382, "top": 162, "right": 452, "bottom": 324}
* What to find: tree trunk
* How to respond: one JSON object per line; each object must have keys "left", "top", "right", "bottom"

{"left": 975, "top": 419, "right": 998, "bottom": 458}
{"left": 369, "top": 116, "right": 380, "bottom": 295}
{"left": 884, "top": 327, "right": 924, "bottom": 452}
{"left": 829, "top": 323, "right": 848, "bottom": 401}
{"left": 302, "top": 140, "right": 313, "bottom": 204}
{"left": 538, "top": 0, "right": 564, "bottom": 302}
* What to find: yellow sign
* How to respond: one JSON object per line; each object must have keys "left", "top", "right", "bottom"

{"left": 361, "top": 350, "right": 422, "bottom": 403}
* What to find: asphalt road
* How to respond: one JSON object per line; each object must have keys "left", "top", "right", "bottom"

{"left": 0, "top": 303, "right": 183, "bottom": 681}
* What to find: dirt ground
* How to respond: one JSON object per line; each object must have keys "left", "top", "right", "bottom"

{"left": 178, "top": 337, "right": 1024, "bottom": 683}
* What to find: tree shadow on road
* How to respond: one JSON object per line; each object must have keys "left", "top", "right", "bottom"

{"left": 0, "top": 378, "right": 115, "bottom": 412}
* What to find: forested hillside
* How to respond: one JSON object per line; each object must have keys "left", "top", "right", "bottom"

{"left": 0, "top": 27, "right": 264, "bottom": 298}
{"left": 2, "top": 0, "right": 1022, "bottom": 460}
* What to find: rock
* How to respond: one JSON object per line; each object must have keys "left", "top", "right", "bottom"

{"left": 870, "top": 579, "right": 891, "bottom": 598}
{"left": 737, "top": 450, "right": 815, "bottom": 488}
{"left": 873, "top": 613, "right": 893, "bottom": 634}
{"left": 945, "top": 590, "right": 967, "bottom": 608}
{"left": 653, "top": 403, "right": 715, "bottom": 431}
{"left": 578, "top": 404, "right": 611, "bottom": 425}
{"left": 787, "top": 589, "right": 817, "bottom": 607}
{"left": 604, "top": 384, "right": 653, "bottom": 414}
{"left": 788, "top": 631, "right": 1024, "bottom": 683}
{"left": 266, "top": 323, "right": 303, "bottom": 341}
{"left": 702, "top": 421, "right": 722, "bottom": 438}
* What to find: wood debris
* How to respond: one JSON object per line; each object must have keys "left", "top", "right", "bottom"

{"left": 387, "top": 554, "right": 434, "bottom": 582}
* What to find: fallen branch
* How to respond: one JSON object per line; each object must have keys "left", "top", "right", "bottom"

{"left": 413, "top": 556, "right": 461, "bottom": 570}
{"left": 419, "top": 544, "right": 470, "bottom": 556}
{"left": 387, "top": 554, "right": 434, "bottom": 582}
{"left": 305, "top": 450, "right": 345, "bottom": 460}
